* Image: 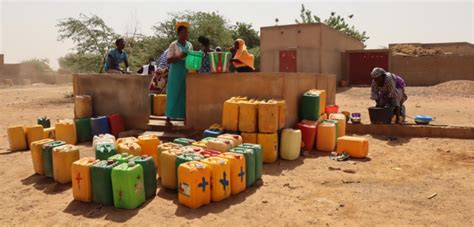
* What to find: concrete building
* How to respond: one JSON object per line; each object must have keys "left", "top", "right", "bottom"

{"left": 260, "top": 23, "right": 364, "bottom": 82}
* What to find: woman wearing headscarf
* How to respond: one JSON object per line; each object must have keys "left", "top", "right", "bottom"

{"left": 370, "top": 67, "right": 408, "bottom": 123}
{"left": 230, "top": 39, "right": 255, "bottom": 72}
{"left": 165, "top": 22, "right": 193, "bottom": 124}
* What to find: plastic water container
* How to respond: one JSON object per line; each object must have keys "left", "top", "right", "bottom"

{"left": 280, "top": 129, "right": 302, "bottom": 160}
{"left": 108, "top": 153, "right": 134, "bottom": 164}
{"left": 218, "top": 134, "right": 243, "bottom": 147}
{"left": 207, "top": 138, "right": 234, "bottom": 152}
{"left": 209, "top": 52, "right": 231, "bottom": 73}
{"left": 297, "top": 122, "right": 317, "bottom": 152}
{"left": 160, "top": 149, "right": 185, "bottom": 190}
{"left": 25, "top": 125, "right": 44, "bottom": 148}
{"left": 37, "top": 116, "right": 51, "bottom": 128}
{"left": 316, "top": 121, "right": 337, "bottom": 152}
{"left": 7, "top": 126, "right": 27, "bottom": 151}
{"left": 56, "top": 120, "right": 77, "bottom": 145}
{"left": 258, "top": 100, "right": 279, "bottom": 133}
{"left": 219, "top": 153, "right": 246, "bottom": 195}
{"left": 185, "top": 51, "right": 203, "bottom": 71}
{"left": 314, "top": 90, "right": 326, "bottom": 115}
{"left": 42, "top": 141, "right": 66, "bottom": 178}
{"left": 131, "top": 155, "right": 157, "bottom": 199}
{"left": 177, "top": 161, "right": 211, "bottom": 209}
{"left": 201, "top": 157, "right": 231, "bottom": 202}
{"left": 203, "top": 128, "right": 224, "bottom": 138}
{"left": 230, "top": 147, "right": 256, "bottom": 187}
{"left": 415, "top": 115, "right": 433, "bottom": 125}
{"left": 222, "top": 99, "right": 240, "bottom": 131}
{"left": 182, "top": 145, "right": 205, "bottom": 154}
{"left": 300, "top": 90, "right": 321, "bottom": 121}
{"left": 239, "top": 100, "right": 258, "bottom": 133}
{"left": 91, "top": 116, "right": 110, "bottom": 136}
{"left": 173, "top": 138, "right": 196, "bottom": 146}
{"left": 137, "top": 134, "right": 160, "bottom": 169}
{"left": 175, "top": 153, "right": 205, "bottom": 181}
{"left": 75, "top": 118, "right": 92, "bottom": 143}
{"left": 325, "top": 105, "right": 339, "bottom": 116}
{"left": 52, "top": 144, "right": 80, "bottom": 183}
{"left": 240, "top": 143, "right": 263, "bottom": 180}
{"left": 199, "top": 149, "right": 221, "bottom": 158}
{"left": 257, "top": 133, "right": 278, "bottom": 164}
{"left": 95, "top": 143, "right": 117, "bottom": 160}
{"left": 276, "top": 100, "right": 287, "bottom": 129}
{"left": 192, "top": 140, "right": 209, "bottom": 149}
{"left": 336, "top": 136, "right": 369, "bottom": 158}
{"left": 153, "top": 94, "right": 167, "bottom": 116}
{"left": 111, "top": 162, "right": 145, "bottom": 209}
{"left": 30, "top": 139, "right": 54, "bottom": 175}
{"left": 91, "top": 160, "right": 120, "bottom": 205}
{"left": 240, "top": 132, "right": 257, "bottom": 144}
{"left": 118, "top": 142, "right": 142, "bottom": 156}
{"left": 93, "top": 133, "right": 116, "bottom": 150}
{"left": 368, "top": 107, "right": 394, "bottom": 124}
{"left": 74, "top": 95, "right": 92, "bottom": 118}
{"left": 117, "top": 136, "right": 138, "bottom": 145}
{"left": 71, "top": 157, "right": 99, "bottom": 202}
{"left": 329, "top": 113, "right": 346, "bottom": 138}
{"left": 157, "top": 143, "right": 183, "bottom": 176}
{"left": 107, "top": 114, "right": 125, "bottom": 138}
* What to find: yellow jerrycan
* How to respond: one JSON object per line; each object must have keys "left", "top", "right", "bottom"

{"left": 7, "top": 126, "right": 27, "bottom": 151}
{"left": 329, "top": 113, "right": 346, "bottom": 137}
{"left": 71, "top": 157, "right": 99, "bottom": 202}
{"left": 207, "top": 138, "right": 234, "bottom": 153}
{"left": 56, "top": 120, "right": 77, "bottom": 145}
{"left": 160, "top": 149, "right": 185, "bottom": 190}
{"left": 218, "top": 134, "right": 243, "bottom": 147}
{"left": 74, "top": 95, "right": 92, "bottom": 118}
{"left": 316, "top": 121, "right": 337, "bottom": 152}
{"left": 138, "top": 134, "right": 161, "bottom": 168}
{"left": 336, "top": 136, "right": 369, "bottom": 158}
{"left": 157, "top": 143, "right": 183, "bottom": 176}
{"left": 276, "top": 100, "right": 287, "bottom": 129}
{"left": 43, "top": 127, "right": 56, "bottom": 139}
{"left": 258, "top": 100, "right": 279, "bottom": 133}
{"left": 53, "top": 144, "right": 80, "bottom": 183}
{"left": 219, "top": 152, "right": 246, "bottom": 195}
{"left": 25, "top": 125, "right": 45, "bottom": 148}
{"left": 201, "top": 157, "right": 231, "bottom": 202}
{"left": 178, "top": 161, "right": 211, "bottom": 209}
{"left": 241, "top": 132, "right": 257, "bottom": 144}
{"left": 238, "top": 100, "right": 258, "bottom": 133}
{"left": 222, "top": 98, "right": 240, "bottom": 132}
{"left": 280, "top": 129, "right": 302, "bottom": 161}
{"left": 153, "top": 94, "right": 167, "bottom": 116}
{"left": 258, "top": 133, "right": 279, "bottom": 163}
{"left": 30, "top": 139, "right": 54, "bottom": 174}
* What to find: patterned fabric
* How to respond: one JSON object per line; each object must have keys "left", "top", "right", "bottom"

{"left": 371, "top": 73, "right": 404, "bottom": 106}
{"left": 104, "top": 48, "right": 128, "bottom": 72}
{"left": 157, "top": 49, "right": 169, "bottom": 70}
{"left": 199, "top": 51, "right": 211, "bottom": 73}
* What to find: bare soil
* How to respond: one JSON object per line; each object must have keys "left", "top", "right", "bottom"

{"left": 0, "top": 84, "right": 473, "bottom": 226}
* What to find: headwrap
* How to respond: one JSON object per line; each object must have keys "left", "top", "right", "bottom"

{"left": 233, "top": 39, "right": 255, "bottom": 70}
{"left": 175, "top": 21, "right": 189, "bottom": 31}
{"left": 371, "top": 67, "right": 386, "bottom": 78}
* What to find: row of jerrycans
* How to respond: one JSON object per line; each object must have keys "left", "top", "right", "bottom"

{"left": 71, "top": 154, "right": 157, "bottom": 210}
{"left": 30, "top": 139, "right": 80, "bottom": 183}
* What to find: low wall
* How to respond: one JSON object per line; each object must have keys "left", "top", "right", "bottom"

{"left": 347, "top": 123, "right": 474, "bottom": 139}
{"left": 186, "top": 72, "right": 336, "bottom": 130}
{"left": 73, "top": 74, "right": 152, "bottom": 130}
{"left": 390, "top": 54, "right": 474, "bottom": 86}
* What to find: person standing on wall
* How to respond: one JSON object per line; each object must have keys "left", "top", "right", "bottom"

{"left": 229, "top": 38, "right": 255, "bottom": 72}
{"left": 103, "top": 38, "right": 130, "bottom": 73}
{"left": 165, "top": 22, "right": 193, "bottom": 125}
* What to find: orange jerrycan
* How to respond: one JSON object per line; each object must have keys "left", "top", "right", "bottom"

{"left": 336, "top": 136, "right": 369, "bottom": 158}
{"left": 201, "top": 157, "right": 231, "bottom": 202}
{"left": 25, "top": 125, "right": 44, "bottom": 148}
{"left": 192, "top": 140, "right": 208, "bottom": 149}
{"left": 53, "top": 144, "right": 80, "bottom": 183}
{"left": 238, "top": 100, "right": 258, "bottom": 133}
{"left": 222, "top": 98, "right": 240, "bottom": 131}
{"left": 56, "top": 120, "right": 77, "bottom": 145}
{"left": 316, "top": 121, "right": 337, "bottom": 152}
{"left": 218, "top": 134, "right": 243, "bottom": 147}
{"left": 7, "top": 126, "right": 27, "bottom": 151}
{"left": 257, "top": 133, "right": 279, "bottom": 163}
{"left": 30, "top": 139, "right": 54, "bottom": 174}
{"left": 219, "top": 152, "right": 246, "bottom": 195}
{"left": 153, "top": 94, "right": 167, "bottom": 116}
{"left": 74, "top": 95, "right": 92, "bottom": 118}
{"left": 314, "top": 90, "right": 326, "bottom": 115}
{"left": 241, "top": 132, "right": 257, "bottom": 144}
{"left": 138, "top": 134, "right": 161, "bottom": 168}
{"left": 329, "top": 113, "right": 346, "bottom": 137}
{"left": 178, "top": 161, "right": 211, "bottom": 209}
{"left": 43, "top": 127, "right": 56, "bottom": 139}
{"left": 157, "top": 143, "right": 183, "bottom": 176}
{"left": 117, "top": 142, "right": 142, "bottom": 156}
{"left": 258, "top": 100, "right": 279, "bottom": 133}
{"left": 71, "top": 157, "right": 99, "bottom": 202}
{"left": 276, "top": 100, "right": 287, "bottom": 129}
{"left": 160, "top": 149, "right": 185, "bottom": 190}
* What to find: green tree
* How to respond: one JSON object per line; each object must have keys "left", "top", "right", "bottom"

{"left": 21, "top": 58, "right": 53, "bottom": 73}
{"left": 231, "top": 22, "right": 260, "bottom": 49}
{"left": 58, "top": 53, "right": 101, "bottom": 73}
{"left": 295, "top": 4, "right": 369, "bottom": 43}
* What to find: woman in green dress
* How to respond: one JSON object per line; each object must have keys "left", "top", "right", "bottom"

{"left": 166, "top": 22, "right": 193, "bottom": 124}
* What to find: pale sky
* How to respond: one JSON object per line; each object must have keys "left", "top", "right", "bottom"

{"left": 1, "top": 0, "right": 473, "bottom": 69}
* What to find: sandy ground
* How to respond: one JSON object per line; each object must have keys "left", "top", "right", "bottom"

{"left": 0, "top": 84, "right": 473, "bottom": 226}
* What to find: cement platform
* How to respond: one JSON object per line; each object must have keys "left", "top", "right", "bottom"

{"left": 347, "top": 123, "right": 474, "bottom": 139}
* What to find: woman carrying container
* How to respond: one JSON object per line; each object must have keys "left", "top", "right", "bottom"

{"left": 230, "top": 39, "right": 255, "bottom": 72}
{"left": 165, "top": 22, "right": 193, "bottom": 124}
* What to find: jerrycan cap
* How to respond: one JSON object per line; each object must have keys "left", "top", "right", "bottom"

{"left": 141, "top": 154, "right": 149, "bottom": 158}
{"left": 233, "top": 135, "right": 239, "bottom": 139}
{"left": 195, "top": 163, "right": 204, "bottom": 169}
{"left": 218, "top": 159, "right": 225, "bottom": 165}
{"left": 107, "top": 159, "right": 115, "bottom": 165}
{"left": 193, "top": 148, "right": 201, "bottom": 152}
{"left": 224, "top": 141, "right": 230, "bottom": 144}
{"left": 128, "top": 160, "right": 136, "bottom": 167}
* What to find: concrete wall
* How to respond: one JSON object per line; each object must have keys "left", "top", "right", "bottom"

{"left": 186, "top": 72, "right": 336, "bottom": 130}
{"left": 73, "top": 74, "right": 152, "bottom": 130}
{"left": 0, "top": 54, "right": 4, "bottom": 65}
{"left": 260, "top": 23, "right": 364, "bottom": 83}
{"left": 390, "top": 55, "right": 474, "bottom": 86}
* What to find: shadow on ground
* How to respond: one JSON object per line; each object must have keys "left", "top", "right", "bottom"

{"left": 21, "top": 174, "right": 71, "bottom": 194}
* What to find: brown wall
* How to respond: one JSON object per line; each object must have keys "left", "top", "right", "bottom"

{"left": 260, "top": 23, "right": 364, "bottom": 83}
{"left": 0, "top": 54, "right": 4, "bottom": 65}
{"left": 73, "top": 74, "right": 152, "bottom": 130}
{"left": 390, "top": 55, "right": 474, "bottom": 86}
{"left": 389, "top": 42, "right": 474, "bottom": 55}
{"left": 186, "top": 72, "right": 336, "bottom": 130}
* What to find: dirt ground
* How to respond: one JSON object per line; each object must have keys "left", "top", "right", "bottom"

{"left": 0, "top": 84, "right": 473, "bottom": 226}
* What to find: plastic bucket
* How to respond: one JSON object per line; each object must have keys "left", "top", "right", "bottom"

{"left": 185, "top": 51, "right": 203, "bottom": 71}
{"left": 368, "top": 107, "right": 394, "bottom": 124}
